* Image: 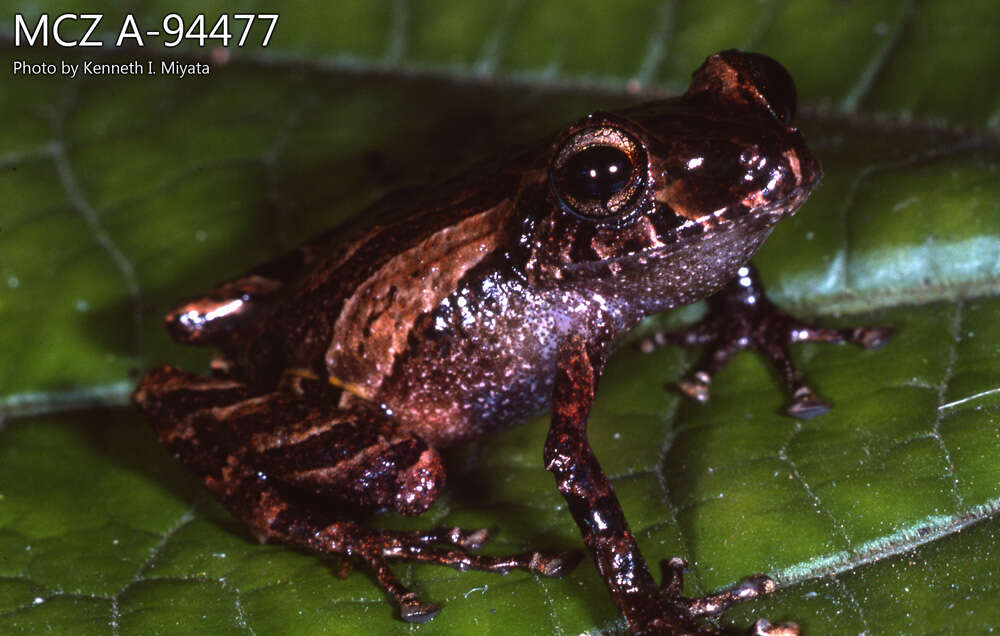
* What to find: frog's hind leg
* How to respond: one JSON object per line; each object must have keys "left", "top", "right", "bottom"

{"left": 133, "top": 365, "right": 578, "bottom": 623}
{"left": 639, "top": 265, "right": 891, "bottom": 419}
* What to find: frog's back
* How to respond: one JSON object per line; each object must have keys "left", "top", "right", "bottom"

{"left": 242, "top": 169, "right": 523, "bottom": 391}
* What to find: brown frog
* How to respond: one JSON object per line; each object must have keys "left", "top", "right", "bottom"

{"left": 134, "top": 50, "right": 889, "bottom": 634}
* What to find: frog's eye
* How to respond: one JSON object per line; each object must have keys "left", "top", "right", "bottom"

{"left": 550, "top": 125, "right": 648, "bottom": 220}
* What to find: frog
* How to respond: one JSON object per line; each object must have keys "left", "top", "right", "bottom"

{"left": 133, "top": 50, "right": 889, "bottom": 635}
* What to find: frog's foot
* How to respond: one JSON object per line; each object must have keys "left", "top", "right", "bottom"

{"left": 638, "top": 265, "right": 891, "bottom": 419}
{"left": 326, "top": 526, "right": 493, "bottom": 579}
{"left": 255, "top": 496, "right": 579, "bottom": 624}
{"left": 646, "top": 558, "right": 798, "bottom": 636}
{"left": 332, "top": 525, "right": 581, "bottom": 622}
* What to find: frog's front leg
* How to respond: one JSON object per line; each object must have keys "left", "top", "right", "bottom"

{"left": 133, "top": 366, "right": 577, "bottom": 623}
{"left": 546, "top": 336, "right": 796, "bottom": 635}
{"left": 639, "top": 265, "right": 892, "bottom": 419}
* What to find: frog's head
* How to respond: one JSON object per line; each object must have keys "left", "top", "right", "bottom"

{"left": 524, "top": 50, "right": 821, "bottom": 307}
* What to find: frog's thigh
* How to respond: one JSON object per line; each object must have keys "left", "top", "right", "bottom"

{"left": 161, "top": 230, "right": 341, "bottom": 346}
{"left": 134, "top": 365, "right": 445, "bottom": 516}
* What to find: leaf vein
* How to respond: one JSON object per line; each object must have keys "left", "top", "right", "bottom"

{"left": 839, "top": 0, "right": 916, "bottom": 112}
{"left": 385, "top": 0, "right": 410, "bottom": 66}
{"left": 473, "top": 0, "right": 524, "bottom": 76}
{"left": 778, "top": 421, "right": 853, "bottom": 550}
{"left": 930, "top": 301, "right": 965, "bottom": 509}
{"left": 48, "top": 104, "right": 144, "bottom": 357}
{"left": 630, "top": 0, "right": 675, "bottom": 91}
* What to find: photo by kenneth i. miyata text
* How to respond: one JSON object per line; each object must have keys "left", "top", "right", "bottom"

{"left": 12, "top": 59, "right": 210, "bottom": 78}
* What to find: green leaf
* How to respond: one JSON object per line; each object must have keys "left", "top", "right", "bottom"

{"left": 2, "top": 1, "right": 999, "bottom": 634}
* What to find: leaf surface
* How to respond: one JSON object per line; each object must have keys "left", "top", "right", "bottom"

{"left": 2, "top": 2, "right": 999, "bottom": 634}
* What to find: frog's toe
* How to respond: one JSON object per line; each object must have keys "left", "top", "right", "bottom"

{"left": 676, "top": 371, "right": 713, "bottom": 403}
{"left": 416, "top": 526, "right": 493, "bottom": 550}
{"left": 749, "top": 618, "right": 800, "bottom": 636}
{"left": 785, "top": 386, "right": 831, "bottom": 420}
{"left": 852, "top": 325, "right": 893, "bottom": 349}
{"left": 658, "top": 556, "right": 687, "bottom": 596}
{"left": 395, "top": 527, "right": 580, "bottom": 578}
{"left": 530, "top": 549, "right": 582, "bottom": 577}
{"left": 452, "top": 526, "right": 491, "bottom": 550}
{"left": 687, "top": 574, "right": 776, "bottom": 618}
{"left": 397, "top": 593, "right": 441, "bottom": 623}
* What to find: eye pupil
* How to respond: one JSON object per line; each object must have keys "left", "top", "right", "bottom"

{"left": 562, "top": 146, "right": 632, "bottom": 201}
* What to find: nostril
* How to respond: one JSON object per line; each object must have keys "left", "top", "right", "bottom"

{"left": 784, "top": 139, "right": 822, "bottom": 191}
